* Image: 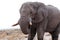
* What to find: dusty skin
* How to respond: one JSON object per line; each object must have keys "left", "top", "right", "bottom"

{"left": 0, "top": 29, "right": 60, "bottom": 40}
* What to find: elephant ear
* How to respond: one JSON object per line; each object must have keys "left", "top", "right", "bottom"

{"left": 36, "top": 5, "right": 48, "bottom": 23}
{"left": 39, "top": 6, "right": 48, "bottom": 17}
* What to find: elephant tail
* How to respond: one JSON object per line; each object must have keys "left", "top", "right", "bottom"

{"left": 12, "top": 22, "right": 19, "bottom": 26}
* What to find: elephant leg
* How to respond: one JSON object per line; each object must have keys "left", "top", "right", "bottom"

{"left": 37, "top": 27, "right": 44, "bottom": 40}
{"left": 36, "top": 19, "right": 47, "bottom": 40}
{"left": 50, "top": 23, "right": 60, "bottom": 40}
{"left": 28, "top": 26, "right": 36, "bottom": 40}
{"left": 52, "top": 23, "right": 60, "bottom": 40}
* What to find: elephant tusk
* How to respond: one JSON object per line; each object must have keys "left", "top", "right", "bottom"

{"left": 12, "top": 22, "right": 19, "bottom": 26}
{"left": 29, "top": 21, "right": 32, "bottom": 25}
{"left": 29, "top": 17, "right": 32, "bottom": 25}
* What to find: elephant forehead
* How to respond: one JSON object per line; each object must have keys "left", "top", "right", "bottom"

{"left": 21, "top": 5, "right": 37, "bottom": 15}
{"left": 21, "top": 6, "right": 31, "bottom": 12}
{"left": 20, "top": 2, "right": 42, "bottom": 13}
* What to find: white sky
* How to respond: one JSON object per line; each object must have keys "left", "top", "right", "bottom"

{"left": 0, "top": 0, "right": 60, "bottom": 30}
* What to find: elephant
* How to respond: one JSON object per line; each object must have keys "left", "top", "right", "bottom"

{"left": 12, "top": 2, "right": 60, "bottom": 40}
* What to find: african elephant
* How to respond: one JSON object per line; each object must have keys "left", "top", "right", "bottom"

{"left": 12, "top": 2, "right": 60, "bottom": 40}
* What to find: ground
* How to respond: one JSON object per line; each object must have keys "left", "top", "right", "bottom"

{"left": 0, "top": 29, "right": 59, "bottom": 40}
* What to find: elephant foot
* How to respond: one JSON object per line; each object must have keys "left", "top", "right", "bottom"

{"left": 52, "top": 34, "right": 58, "bottom": 40}
{"left": 50, "top": 32, "right": 58, "bottom": 40}
{"left": 38, "top": 38, "right": 43, "bottom": 40}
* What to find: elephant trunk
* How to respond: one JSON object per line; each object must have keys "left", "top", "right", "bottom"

{"left": 12, "top": 17, "right": 33, "bottom": 34}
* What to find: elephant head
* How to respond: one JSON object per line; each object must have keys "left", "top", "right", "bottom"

{"left": 12, "top": 2, "right": 48, "bottom": 34}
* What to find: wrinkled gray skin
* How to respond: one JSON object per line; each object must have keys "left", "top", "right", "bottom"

{"left": 12, "top": 2, "right": 60, "bottom": 40}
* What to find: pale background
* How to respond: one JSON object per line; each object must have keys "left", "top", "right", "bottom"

{"left": 0, "top": 0, "right": 60, "bottom": 30}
